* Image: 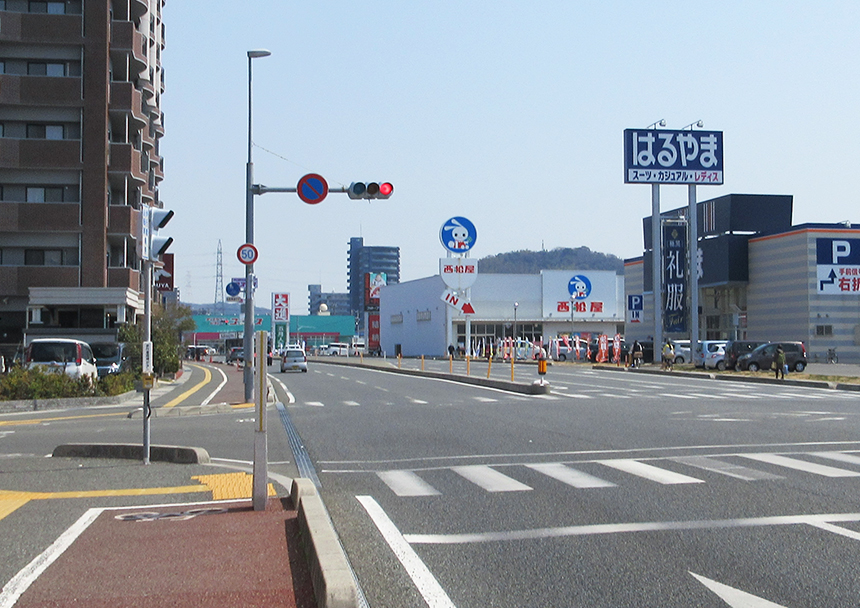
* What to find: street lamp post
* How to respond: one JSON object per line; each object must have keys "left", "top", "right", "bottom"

{"left": 243, "top": 49, "right": 271, "bottom": 403}
{"left": 513, "top": 301, "right": 519, "bottom": 340}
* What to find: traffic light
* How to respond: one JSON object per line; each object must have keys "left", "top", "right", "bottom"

{"left": 347, "top": 181, "right": 394, "bottom": 200}
{"left": 148, "top": 207, "right": 174, "bottom": 259}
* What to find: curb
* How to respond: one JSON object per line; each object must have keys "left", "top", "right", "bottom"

{"left": 291, "top": 478, "right": 360, "bottom": 608}
{"left": 592, "top": 364, "right": 859, "bottom": 391}
{"left": 0, "top": 389, "right": 139, "bottom": 414}
{"left": 51, "top": 443, "right": 211, "bottom": 464}
{"left": 315, "top": 358, "right": 551, "bottom": 395}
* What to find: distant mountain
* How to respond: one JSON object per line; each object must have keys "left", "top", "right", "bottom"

{"left": 477, "top": 247, "right": 624, "bottom": 274}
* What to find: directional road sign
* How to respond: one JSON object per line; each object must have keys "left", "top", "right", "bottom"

{"left": 441, "top": 288, "right": 475, "bottom": 315}
{"left": 226, "top": 282, "right": 241, "bottom": 297}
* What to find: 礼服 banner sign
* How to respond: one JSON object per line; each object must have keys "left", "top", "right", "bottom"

{"left": 624, "top": 129, "right": 723, "bottom": 185}
{"left": 663, "top": 223, "right": 687, "bottom": 333}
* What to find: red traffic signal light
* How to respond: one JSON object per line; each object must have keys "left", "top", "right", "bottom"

{"left": 348, "top": 181, "right": 394, "bottom": 200}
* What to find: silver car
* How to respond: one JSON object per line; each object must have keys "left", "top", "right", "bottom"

{"left": 280, "top": 347, "right": 308, "bottom": 373}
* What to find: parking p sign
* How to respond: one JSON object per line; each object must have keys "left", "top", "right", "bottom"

{"left": 628, "top": 294, "right": 643, "bottom": 323}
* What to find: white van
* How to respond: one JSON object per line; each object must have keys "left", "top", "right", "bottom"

{"left": 326, "top": 342, "right": 350, "bottom": 356}
{"left": 25, "top": 338, "right": 98, "bottom": 381}
{"left": 350, "top": 342, "right": 366, "bottom": 356}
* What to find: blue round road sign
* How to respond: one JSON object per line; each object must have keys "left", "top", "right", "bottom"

{"left": 440, "top": 216, "right": 477, "bottom": 253}
{"left": 297, "top": 173, "right": 328, "bottom": 205}
{"left": 226, "top": 282, "right": 240, "bottom": 297}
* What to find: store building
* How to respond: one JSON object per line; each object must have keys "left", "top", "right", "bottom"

{"left": 0, "top": 0, "right": 166, "bottom": 357}
{"left": 380, "top": 270, "right": 625, "bottom": 357}
{"left": 624, "top": 193, "right": 860, "bottom": 363}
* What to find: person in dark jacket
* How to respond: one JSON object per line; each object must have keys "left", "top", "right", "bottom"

{"left": 774, "top": 345, "right": 786, "bottom": 380}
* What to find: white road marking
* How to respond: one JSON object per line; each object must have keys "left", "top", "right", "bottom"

{"left": 304, "top": 401, "right": 325, "bottom": 407}
{"left": 378, "top": 471, "right": 441, "bottom": 496}
{"left": 473, "top": 397, "right": 497, "bottom": 402}
{"left": 411, "top": 399, "right": 428, "bottom": 404}
{"left": 596, "top": 459, "right": 704, "bottom": 485}
{"left": 451, "top": 465, "right": 532, "bottom": 492}
{"left": 689, "top": 572, "right": 788, "bottom": 607}
{"left": 739, "top": 453, "right": 860, "bottom": 477}
{"left": 344, "top": 401, "right": 360, "bottom": 406}
{"left": 357, "top": 496, "right": 457, "bottom": 608}
{"left": 200, "top": 365, "right": 229, "bottom": 406}
{"left": 670, "top": 456, "right": 783, "bottom": 481}
{"left": 811, "top": 451, "right": 860, "bottom": 466}
{"left": 0, "top": 508, "right": 102, "bottom": 608}
{"left": 404, "top": 512, "right": 860, "bottom": 545}
{"left": 525, "top": 463, "right": 616, "bottom": 488}
{"left": 269, "top": 375, "right": 295, "bottom": 404}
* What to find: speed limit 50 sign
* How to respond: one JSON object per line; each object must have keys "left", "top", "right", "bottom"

{"left": 237, "top": 243, "right": 258, "bottom": 265}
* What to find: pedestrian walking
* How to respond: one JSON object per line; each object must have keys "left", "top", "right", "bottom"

{"left": 774, "top": 345, "right": 786, "bottom": 380}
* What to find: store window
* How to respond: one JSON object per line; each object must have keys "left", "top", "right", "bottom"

{"left": 816, "top": 325, "right": 833, "bottom": 336}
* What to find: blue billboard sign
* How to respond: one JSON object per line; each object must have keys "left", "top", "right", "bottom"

{"left": 816, "top": 237, "right": 860, "bottom": 294}
{"left": 624, "top": 129, "right": 723, "bottom": 185}
{"left": 440, "top": 217, "right": 477, "bottom": 253}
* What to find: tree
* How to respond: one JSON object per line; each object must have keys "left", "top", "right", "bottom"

{"left": 119, "top": 303, "right": 196, "bottom": 376}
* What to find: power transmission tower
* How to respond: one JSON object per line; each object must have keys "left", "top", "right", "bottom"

{"left": 214, "top": 240, "right": 225, "bottom": 315}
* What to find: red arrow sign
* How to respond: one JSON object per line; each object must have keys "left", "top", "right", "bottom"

{"left": 441, "top": 289, "right": 475, "bottom": 315}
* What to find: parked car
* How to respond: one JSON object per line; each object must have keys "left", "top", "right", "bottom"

{"left": 736, "top": 341, "right": 808, "bottom": 372}
{"left": 326, "top": 342, "right": 350, "bottom": 356}
{"left": 703, "top": 344, "right": 727, "bottom": 370}
{"left": 723, "top": 340, "right": 768, "bottom": 370}
{"left": 25, "top": 338, "right": 98, "bottom": 381}
{"left": 185, "top": 345, "right": 210, "bottom": 360}
{"left": 671, "top": 339, "right": 691, "bottom": 364}
{"left": 280, "top": 347, "right": 308, "bottom": 373}
{"left": 91, "top": 342, "right": 129, "bottom": 378}
{"left": 693, "top": 340, "right": 728, "bottom": 367}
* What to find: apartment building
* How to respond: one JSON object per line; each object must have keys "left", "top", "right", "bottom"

{"left": 0, "top": 0, "right": 165, "bottom": 356}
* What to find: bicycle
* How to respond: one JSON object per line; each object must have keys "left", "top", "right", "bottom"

{"left": 826, "top": 348, "right": 838, "bottom": 364}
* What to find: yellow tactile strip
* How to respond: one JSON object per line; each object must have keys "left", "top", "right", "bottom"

{"left": 0, "top": 473, "right": 275, "bottom": 521}
{"left": 192, "top": 472, "right": 276, "bottom": 501}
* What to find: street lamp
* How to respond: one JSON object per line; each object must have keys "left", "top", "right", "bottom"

{"left": 513, "top": 302, "right": 519, "bottom": 340}
{"left": 243, "top": 49, "right": 271, "bottom": 402}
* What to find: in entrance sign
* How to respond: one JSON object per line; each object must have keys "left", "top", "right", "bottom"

{"left": 440, "top": 288, "right": 475, "bottom": 315}
{"left": 297, "top": 173, "right": 328, "bottom": 205}
{"left": 237, "top": 243, "right": 258, "bottom": 265}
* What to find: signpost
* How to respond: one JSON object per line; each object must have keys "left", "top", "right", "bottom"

{"left": 441, "top": 288, "right": 476, "bottom": 315}
{"left": 624, "top": 125, "right": 724, "bottom": 356}
{"left": 237, "top": 243, "right": 259, "bottom": 265}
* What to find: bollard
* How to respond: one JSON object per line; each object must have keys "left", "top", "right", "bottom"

{"left": 487, "top": 355, "right": 492, "bottom": 379}
{"left": 466, "top": 355, "right": 471, "bottom": 376}
{"left": 421, "top": 355, "right": 425, "bottom": 371}
{"left": 398, "top": 353, "right": 402, "bottom": 369}
{"left": 449, "top": 354, "right": 453, "bottom": 374}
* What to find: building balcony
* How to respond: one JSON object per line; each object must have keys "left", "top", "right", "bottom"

{"left": 109, "top": 82, "right": 148, "bottom": 128}
{"left": 0, "top": 266, "right": 79, "bottom": 297}
{"left": 108, "top": 267, "right": 140, "bottom": 289}
{"left": 0, "top": 202, "right": 81, "bottom": 232}
{"left": 108, "top": 143, "right": 147, "bottom": 183}
{"left": 110, "top": 21, "right": 148, "bottom": 75}
{"left": 108, "top": 204, "right": 140, "bottom": 237}
{"left": 0, "top": 74, "right": 83, "bottom": 106}
{"left": 0, "top": 139, "right": 82, "bottom": 170}
{"left": 0, "top": 12, "right": 83, "bottom": 44}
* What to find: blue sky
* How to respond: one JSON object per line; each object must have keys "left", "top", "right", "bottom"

{"left": 160, "top": 1, "right": 860, "bottom": 312}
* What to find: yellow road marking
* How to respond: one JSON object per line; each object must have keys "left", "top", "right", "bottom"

{"left": 0, "top": 472, "right": 276, "bottom": 521}
{"left": 162, "top": 363, "right": 211, "bottom": 409}
{"left": 0, "top": 412, "right": 128, "bottom": 427}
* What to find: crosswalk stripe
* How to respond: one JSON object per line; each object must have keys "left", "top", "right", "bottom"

{"left": 739, "top": 453, "right": 860, "bottom": 477}
{"left": 525, "top": 463, "right": 616, "bottom": 488}
{"left": 377, "top": 471, "right": 441, "bottom": 496}
{"left": 451, "top": 465, "right": 532, "bottom": 492}
{"left": 343, "top": 401, "right": 360, "bottom": 406}
{"left": 596, "top": 459, "right": 705, "bottom": 484}
{"left": 810, "top": 452, "right": 860, "bottom": 467}
{"left": 670, "top": 456, "right": 783, "bottom": 481}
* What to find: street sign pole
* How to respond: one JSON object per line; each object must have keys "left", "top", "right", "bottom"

{"left": 253, "top": 329, "right": 268, "bottom": 511}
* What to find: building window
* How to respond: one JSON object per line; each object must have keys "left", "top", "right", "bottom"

{"left": 816, "top": 324, "right": 833, "bottom": 336}
{"left": 26, "top": 124, "right": 65, "bottom": 139}
{"left": 26, "top": 186, "right": 64, "bottom": 202}
{"left": 24, "top": 249, "right": 64, "bottom": 266}
{"left": 27, "top": 61, "right": 80, "bottom": 77}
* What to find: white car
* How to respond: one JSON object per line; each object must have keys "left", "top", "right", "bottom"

{"left": 25, "top": 338, "right": 98, "bottom": 381}
{"left": 280, "top": 347, "right": 308, "bottom": 372}
{"left": 704, "top": 344, "right": 727, "bottom": 371}
{"left": 693, "top": 340, "right": 728, "bottom": 367}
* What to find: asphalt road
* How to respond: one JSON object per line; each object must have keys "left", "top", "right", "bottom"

{"left": 276, "top": 361, "right": 860, "bottom": 607}
{"left": 4, "top": 360, "right": 860, "bottom": 607}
